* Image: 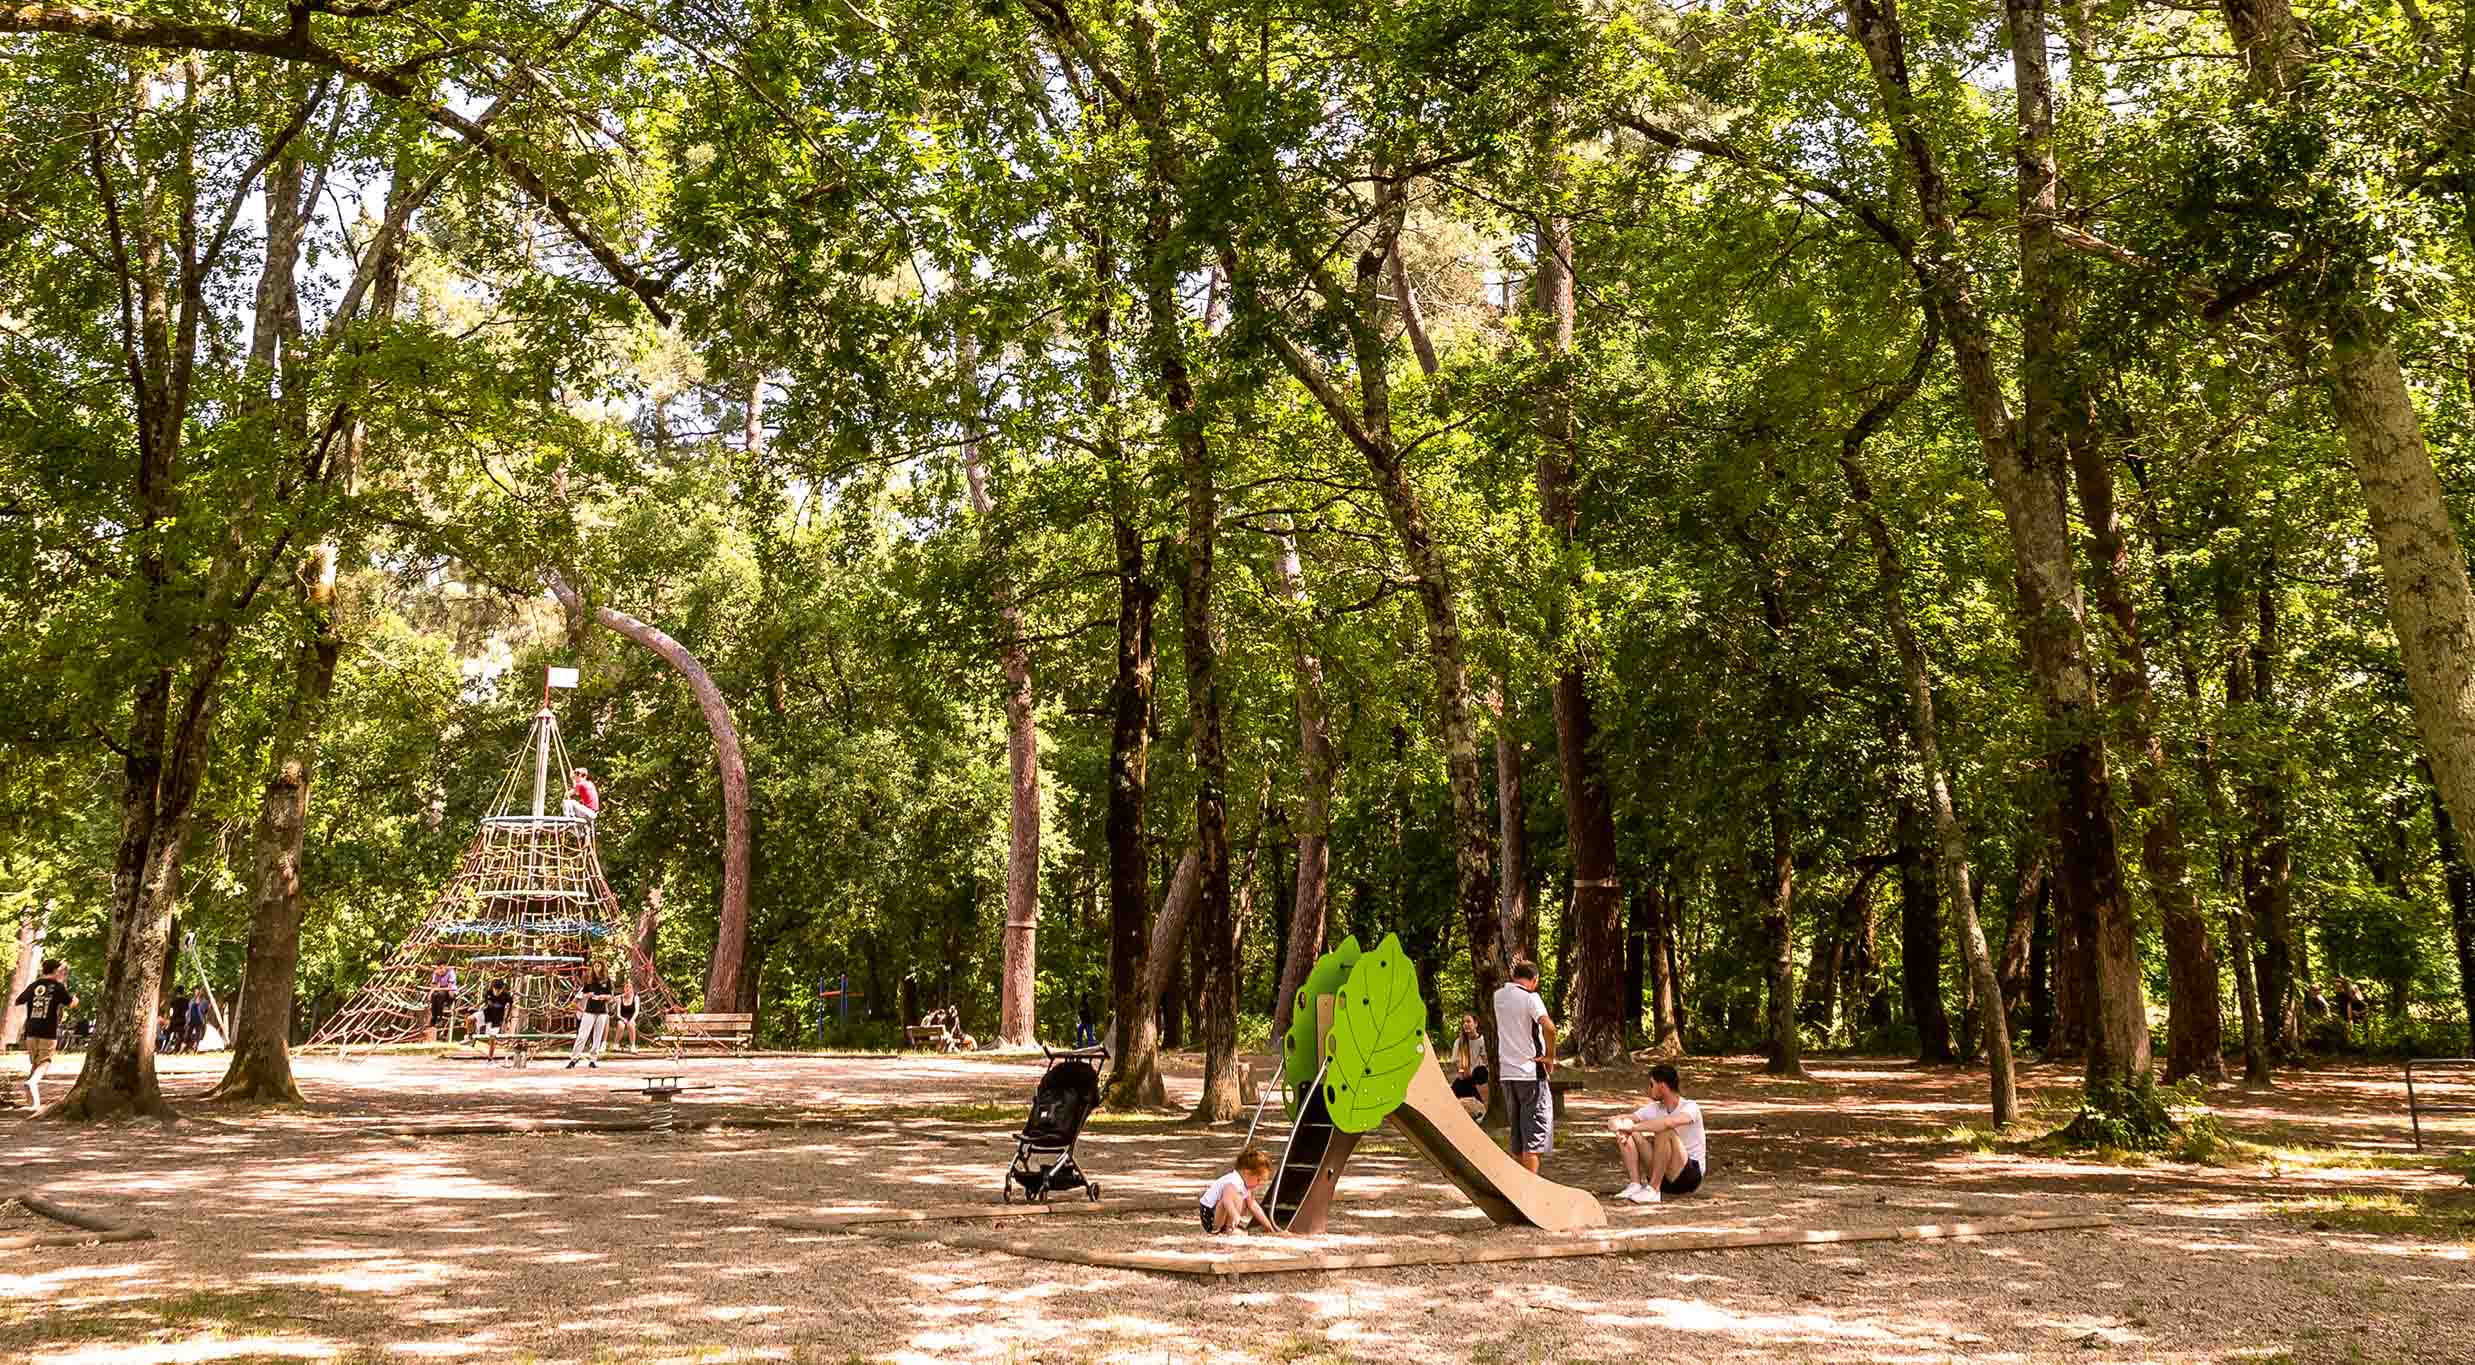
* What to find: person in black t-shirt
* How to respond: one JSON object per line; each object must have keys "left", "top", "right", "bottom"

{"left": 14, "top": 959, "right": 78, "bottom": 1109}
{"left": 478, "top": 979, "right": 515, "bottom": 1060}
{"left": 567, "top": 969, "right": 612, "bottom": 1068}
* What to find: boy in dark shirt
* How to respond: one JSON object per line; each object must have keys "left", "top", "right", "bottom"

{"left": 479, "top": 979, "right": 514, "bottom": 1060}
{"left": 14, "top": 959, "right": 77, "bottom": 1109}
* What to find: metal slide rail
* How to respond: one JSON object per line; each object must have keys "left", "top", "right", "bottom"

{"left": 2406, "top": 1058, "right": 2475, "bottom": 1151}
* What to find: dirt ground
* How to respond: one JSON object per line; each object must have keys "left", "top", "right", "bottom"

{"left": 3, "top": 1046, "right": 2471, "bottom": 1363}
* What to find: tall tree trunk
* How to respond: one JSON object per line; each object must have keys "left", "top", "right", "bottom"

{"left": 1895, "top": 794, "right": 1958, "bottom": 1064}
{"left": 2028, "top": 881, "right": 2055, "bottom": 1054}
{"left": 2433, "top": 773, "right": 2475, "bottom": 1054}
{"left": 2244, "top": 573, "right": 2298, "bottom": 1053}
{"left": 2068, "top": 431, "right": 2222, "bottom": 1081}
{"left": 1532, "top": 189, "right": 1626, "bottom": 1066}
{"left": 2209, "top": 0, "right": 2475, "bottom": 939}
{"left": 1834, "top": 866, "right": 1884, "bottom": 1036}
{"left": 544, "top": 577, "right": 751, "bottom": 1012}
{"left": 1840, "top": 382, "right": 2015, "bottom": 1116}
{"left": 2, "top": 900, "right": 44, "bottom": 1048}
{"left": 1268, "top": 529, "right": 1333, "bottom": 1043}
{"left": 207, "top": 545, "right": 342, "bottom": 1104}
{"left": 635, "top": 884, "right": 663, "bottom": 987}
{"left": 1494, "top": 685, "right": 1534, "bottom": 962}
{"left": 1231, "top": 200, "right": 1506, "bottom": 1090}
{"left": 1760, "top": 805, "right": 1805, "bottom": 1076}
{"left": 1998, "top": 837, "right": 2046, "bottom": 1029}
{"left": 959, "top": 331, "right": 1042, "bottom": 1048}
{"left": 1643, "top": 880, "right": 1682, "bottom": 1048}
{"left": 1848, "top": 0, "right": 2149, "bottom": 1093}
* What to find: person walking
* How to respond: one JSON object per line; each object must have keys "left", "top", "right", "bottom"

{"left": 1492, "top": 961, "right": 1558, "bottom": 1174}
{"left": 567, "top": 968, "right": 612, "bottom": 1068}
{"left": 13, "top": 960, "right": 76, "bottom": 1110}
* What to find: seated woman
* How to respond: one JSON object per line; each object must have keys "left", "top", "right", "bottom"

{"left": 1449, "top": 1013, "right": 1490, "bottom": 1103}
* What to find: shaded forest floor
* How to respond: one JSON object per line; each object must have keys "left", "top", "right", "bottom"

{"left": 3, "top": 1047, "right": 2470, "bottom": 1362}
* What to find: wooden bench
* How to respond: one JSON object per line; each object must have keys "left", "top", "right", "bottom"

{"left": 1476, "top": 1077, "right": 1587, "bottom": 1129}
{"left": 662, "top": 1013, "right": 754, "bottom": 1056}
{"left": 905, "top": 1024, "right": 961, "bottom": 1053}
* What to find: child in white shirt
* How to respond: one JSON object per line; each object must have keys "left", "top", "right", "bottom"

{"left": 1200, "top": 1148, "right": 1285, "bottom": 1235}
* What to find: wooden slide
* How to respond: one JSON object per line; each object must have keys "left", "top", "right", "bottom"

{"left": 1387, "top": 1042, "right": 1607, "bottom": 1232}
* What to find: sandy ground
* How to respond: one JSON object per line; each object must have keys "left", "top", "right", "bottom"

{"left": 2, "top": 1047, "right": 2471, "bottom": 1363}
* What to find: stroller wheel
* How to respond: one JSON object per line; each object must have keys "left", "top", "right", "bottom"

{"left": 1002, "top": 1179, "right": 1014, "bottom": 1205}
{"left": 1088, "top": 1181, "right": 1101, "bottom": 1202}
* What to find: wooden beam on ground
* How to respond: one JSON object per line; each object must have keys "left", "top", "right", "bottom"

{"left": 766, "top": 1197, "right": 1189, "bottom": 1231}
{"left": 7, "top": 1192, "right": 160, "bottom": 1250}
{"left": 874, "top": 1212, "right": 2111, "bottom": 1277}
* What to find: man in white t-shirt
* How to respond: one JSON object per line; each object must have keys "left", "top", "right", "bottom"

{"left": 1609, "top": 1062, "right": 1705, "bottom": 1203}
{"left": 1491, "top": 961, "right": 1557, "bottom": 1173}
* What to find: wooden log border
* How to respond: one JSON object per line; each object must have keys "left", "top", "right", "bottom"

{"left": 861, "top": 1212, "right": 2111, "bottom": 1277}
{"left": 2, "top": 1191, "right": 161, "bottom": 1251}
{"left": 764, "top": 1197, "right": 1190, "bottom": 1231}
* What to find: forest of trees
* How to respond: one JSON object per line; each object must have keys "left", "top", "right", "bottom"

{"left": 5, "top": 0, "right": 2475, "bottom": 1126}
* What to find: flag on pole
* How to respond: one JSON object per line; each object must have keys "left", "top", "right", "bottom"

{"left": 547, "top": 666, "right": 581, "bottom": 690}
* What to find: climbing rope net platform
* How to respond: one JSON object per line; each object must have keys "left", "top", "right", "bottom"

{"left": 308, "top": 705, "right": 685, "bottom": 1049}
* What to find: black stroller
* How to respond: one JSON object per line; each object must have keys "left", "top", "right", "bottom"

{"left": 1005, "top": 1044, "right": 1106, "bottom": 1203}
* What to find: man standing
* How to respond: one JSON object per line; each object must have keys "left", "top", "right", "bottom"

{"left": 1610, "top": 1062, "right": 1707, "bottom": 1204}
{"left": 1492, "top": 960, "right": 1557, "bottom": 1174}
{"left": 13, "top": 959, "right": 76, "bottom": 1110}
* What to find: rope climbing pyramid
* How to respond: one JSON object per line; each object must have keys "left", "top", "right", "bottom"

{"left": 308, "top": 704, "right": 683, "bottom": 1050}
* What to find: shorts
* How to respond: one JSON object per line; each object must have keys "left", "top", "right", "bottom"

{"left": 1198, "top": 1202, "right": 1220, "bottom": 1233}
{"left": 1504, "top": 1079, "right": 1552, "bottom": 1155}
{"left": 25, "top": 1037, "right": 55, "bottom": 1067}
{"left": 1451, "top": 1065, "right": 1491, "bottom": 1100}
{"left": 1661, "top": 1159, "right": 1703, "bottom": 1197}
{"left": 480, "top": 1015, "right": 507, "bottom": 1036}
{"left": 429, "top": 992, "right": 452, "bottom": 1026}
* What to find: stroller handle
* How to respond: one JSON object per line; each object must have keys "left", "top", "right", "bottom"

{"left": 1041, "top": 1042, "right": 1112, "bottom": 1064}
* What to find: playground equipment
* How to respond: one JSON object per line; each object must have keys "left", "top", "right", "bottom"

{"left": 1250, "top": 933, "right": 1605, "bottom": 1235}
{"left": 308, "top": 697, "right": 684, "bottom": 1049}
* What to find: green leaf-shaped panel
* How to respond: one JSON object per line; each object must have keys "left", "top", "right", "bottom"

{"left": 1281, "top": 934, "right": 1362, "bottom": 1094}
{"left": 1321, "top": 933, "right": 1429, "bottom": 1134}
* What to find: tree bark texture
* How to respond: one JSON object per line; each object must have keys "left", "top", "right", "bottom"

{"left": 2433, "top": 776, "right": 2475, "bottom": 1053}
{"left": 1847, "top": 0, "right": 2149, "bottom": 1091}
{"left": 208, "top": 544, "right": 341, "bottom": 1104}
{"left": 2236, "top": 578, "right": 2298, "bottom": 1052}
{"left": 1267, "top": 529, "right": 1334, "bottom": 1044}
{"left": 1231, "top": 196, "right": 1506, "bottom": 1074}
{"left": 959, "top": 331, "right": 1042, "bottom": 1048}
{"left": 2066, "top": 429, "right": 2222, "bottom": 1082}
{"left": 1840, "top": 373, "right": 2016, "bottom": 1117}
{"left": 544, "top": 576, "right": 752, "bottom": 1013}
{"left": 2212, "top": 0, "right": 2475, "bottom": 967}
{"left": 1495, "top": 686, "right": 1534, "bottom": 963}
{"left": 1894, "top": 795, "right": 1957, "bottom": 1064}
{"left": 2, "top": 902, "right": 44, "bottom": 1048}
{"left": 1760, "top": 807, "right": 1804, "bottom": 1075}
{"left": 1532, "top": 202, "right": 1627, "bottom": 1065}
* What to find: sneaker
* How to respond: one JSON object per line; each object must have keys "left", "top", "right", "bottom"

{"left": 1617, "top": 1183, "right": 1644, "bottom": 1201}
{"left": 1629, "top": 1185, "right": 1661, "bottom": 1204}
{"left": 588, "top": 1060, "right": 598, "bottom": 1068}
{"left": 566, "top": 1059, "right": 579, "bottom": 1069}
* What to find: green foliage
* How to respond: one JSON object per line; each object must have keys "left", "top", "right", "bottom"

{"left": 2055, "top": 1077, "right": 2210, "bottom": 1154}
{"left": 1320, "top": 934, "right": 1429, "bottom": 1134}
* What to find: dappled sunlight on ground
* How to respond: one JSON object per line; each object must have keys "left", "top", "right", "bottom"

{"left": 4, "top": 1050, "right": 2471, "bottom": 1361}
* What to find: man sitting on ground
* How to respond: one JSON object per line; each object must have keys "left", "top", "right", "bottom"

{"left": 1609, "top": 1062, "right": 1706, "bottom": 1204}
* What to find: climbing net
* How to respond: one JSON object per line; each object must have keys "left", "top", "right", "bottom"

{"left": 306, "top": 709, "right": 686, "bottom": 1049}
